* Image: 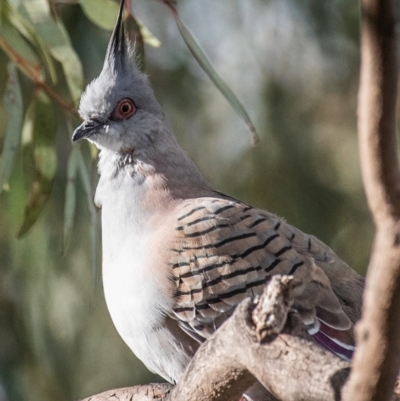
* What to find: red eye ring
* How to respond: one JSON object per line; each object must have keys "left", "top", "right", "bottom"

{"left": 111, "top": 98, "right": 136, "bottom": 121}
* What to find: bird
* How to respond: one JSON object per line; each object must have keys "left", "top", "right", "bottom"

{"left": 72, "top": 1, "right": 364, "bottom": 399}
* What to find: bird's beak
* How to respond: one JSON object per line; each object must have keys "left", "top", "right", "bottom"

{"left": 72, "top": 119, "right": 105, "bottom": 142}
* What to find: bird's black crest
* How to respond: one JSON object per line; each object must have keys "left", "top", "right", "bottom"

{"left": 105, "top": 0, "right": 127, "bottom": 69}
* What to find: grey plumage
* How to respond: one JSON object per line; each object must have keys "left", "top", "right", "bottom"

{"left": 72, "top": 0, "right": 364, "bottom": 396}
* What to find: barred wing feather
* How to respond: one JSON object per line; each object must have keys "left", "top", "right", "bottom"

{"left": 169, "top": 197, "right": 364, "bottom": 360}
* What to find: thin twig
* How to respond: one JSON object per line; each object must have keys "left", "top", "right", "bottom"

{"left": 0, "top": 36, "right": 80, "bottom": 119}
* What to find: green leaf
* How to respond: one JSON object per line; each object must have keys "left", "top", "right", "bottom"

{"left": 80, "top": 0, "right": 161, "bottom": 47}
{"left": 22, "top": 0, "right": 83, "bottom": 104}
{"left": 161, "top": 1, "right": 259, "bottom": 143}
{"left": 76, "top": 148, "right": 99, "bottom": 288}
{"left": 52, "top": 20, "right": 84, "bottom": 104}
{"left": 18, "top": 91, "right": 57, "bottom": 238}
{"left": 63, "top": 146, "right": 79, "bottom": 252}
{"left": 0, "top": 63, "right": 23, "bottom": 193}
{"left": 133, "top": 16, "right": 161, "bottom": 48}
{"left": 0, "top": 15, "right": 40, "bottom": 67}
{"left": 79, "top": 0, "right": 120, "bottom": 30}
{"left": 21, "top": 98, "right": 36, "bottom": 192}
{"left": 3, "top": 0, "right": 57, "bottom": 83}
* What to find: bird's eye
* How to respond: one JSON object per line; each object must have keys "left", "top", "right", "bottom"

{"left": 120, "top": 101, "right": 133, "bottom": 115}
{"left": 111, "top": 98, "right": 136, "bottom": 121}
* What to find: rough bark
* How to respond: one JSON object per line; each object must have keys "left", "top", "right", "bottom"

{"left": 343, "top": 0, "right": 400, "bottom": 400}
{"left": 78, "top": 276, "right": 350, "bottom": 401}
{"left": 77, "top": 384, "right": 172, "bottom": 401}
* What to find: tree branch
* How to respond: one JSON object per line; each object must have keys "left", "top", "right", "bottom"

{"left": 343, "top": 0, "right": 400, "bottom": 400}
{"left": 78, "top": 276, "right": 350, "bottom": 401}
{"left": 77, "top": 384, "right": 172, "bottom": 401}
{"left": 0, "top": 36, "right": 80, "bottom": 118}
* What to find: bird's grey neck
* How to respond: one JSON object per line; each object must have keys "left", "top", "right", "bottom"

{"left": 96, "top": 144, "right": 212, "bottom": 205}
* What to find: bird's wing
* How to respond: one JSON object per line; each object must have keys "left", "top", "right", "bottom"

{"left": 168, "top": 196, "right": 363, "bottom": 359}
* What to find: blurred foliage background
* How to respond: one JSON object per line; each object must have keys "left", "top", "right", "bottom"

{"left": 0, "top": 0, "right": 373, "bottom": 400}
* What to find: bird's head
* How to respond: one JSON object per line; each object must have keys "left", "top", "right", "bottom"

{"left": 72, "top": 0, "right": 164, "bottom": 152}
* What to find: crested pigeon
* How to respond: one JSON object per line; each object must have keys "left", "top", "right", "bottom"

{"left": 72, "top": 0, "right": 364, "bottom": 397}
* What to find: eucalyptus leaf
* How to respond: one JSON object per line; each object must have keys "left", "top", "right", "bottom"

{"left": 18, "top": 91, "right": 57, "bottom": 238}
{"left": 0, "top": 63, "right": 23, "bottom": 193}
{"left": 0, "top": 16, "right": 40, "bottom": 67}
{"left": 80, "top": 0, "right": 120, "bottom": 30}
{"left": 22, "top": 0, "right": 83, "bottom": 103}
{"left": 63, "top": 147, "right": 79, "bottom": 252}
{"left": 21, "top": 98, "right": 36, "bottom": 192}
{"left": 80, "top": 0, "right": 161, "bottom": 48}
{"left": 161, "top": 1, "right": 259, "bottom": 143}
{"left": 76, "top": 149, "right": 98, "bottom": 287}
{"left": 3, "top": 0, "right": 57, "bottom": 83}
{"left": 133, "top": 16, "right": 161, "bottom": 48}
